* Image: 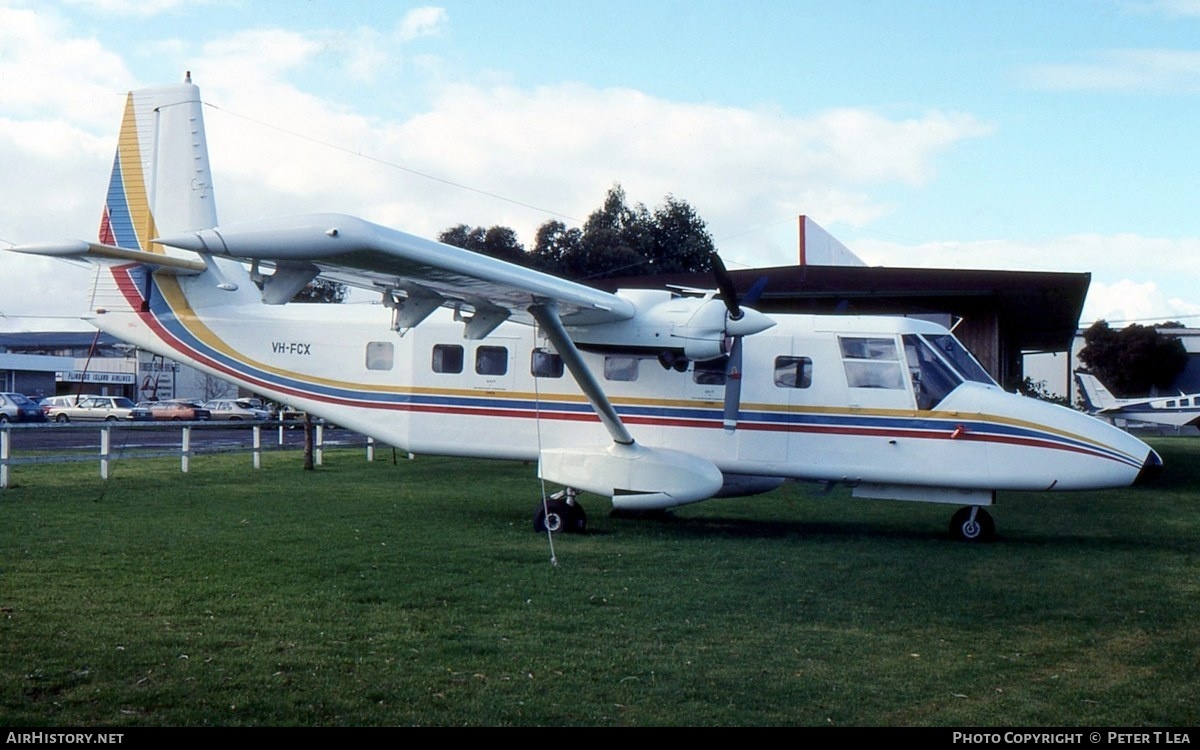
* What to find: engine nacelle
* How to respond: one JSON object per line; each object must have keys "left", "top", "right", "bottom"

{"left": 568, "top": 289, "right": 774, "bottom": 362}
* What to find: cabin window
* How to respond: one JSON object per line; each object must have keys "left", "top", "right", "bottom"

{"left": 476, "top": 346, "right": 509, "bottom": 376}
{"left": 1167, "top": 400, "right": 1178, "bottom": 408}
{"left": 432, "top": 344, "right": 464, "bottom": 374}
{"left": 840, "top": 337, "right": 905, "bottom": 390}
{"left": 774, "top": 357, "right": 813, "bottom": 389}
{"left": 604, "top": 356, "right": 639, "bottom": 382}
{"left": 693, "top": 358, "right": 727, "bottom": 385}
{"left": 365, "top": 341, "right": 394, "bottom": 371}
{"left": 531, "top": 348, "right": 564, "bottom": 378}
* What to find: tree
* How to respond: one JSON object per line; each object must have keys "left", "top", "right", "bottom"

{"left": 1078, "top": 321, "right": 1188, "bottom": 397}
{"left": 439, "top": 224, "right": 529, "bottom": 266}
{"left": 530, "top": 220, "right": 583, "bottom": 273}
{"left": 442, "top": 184, "right": 717, "bottom": 280}
{"left": 532, "top": 184, "right": 715, "bottom": 280}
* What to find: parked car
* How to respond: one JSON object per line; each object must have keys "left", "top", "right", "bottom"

{"left": 203, "top": 398, "right": 270, "bottom": 421}
{"left": 137, "top": 400, "right": 212, "bottom": 421}
{"left": 40, "top": 394, "right": 82, "bottom": 417}
{"left": 0, "top": 393, "right": 49, "bottom": 423}
{"left": 48, "top": 396, "right": 149, "bottom": 423}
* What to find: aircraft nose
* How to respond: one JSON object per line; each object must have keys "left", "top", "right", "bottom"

{"left": 1136, "top": 448, "right": 1164, "bottom": 485}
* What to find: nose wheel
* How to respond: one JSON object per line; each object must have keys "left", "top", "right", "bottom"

{"left": 534, "top": 489, "right": 588, "bottom": 534}
{"left": 950, "top": 506, "right": 995, "bottom": 542}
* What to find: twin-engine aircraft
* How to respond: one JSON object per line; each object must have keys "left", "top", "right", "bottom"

{"left": 8, "top": 79, "right": 1161, "bottom": 541}
{"left": 1077, "top": 371, "right": 1200, "bottom": 430}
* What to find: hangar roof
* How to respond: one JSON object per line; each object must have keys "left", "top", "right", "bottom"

{"left": 598, "top": 265, "right": 1091, "bottom": 353}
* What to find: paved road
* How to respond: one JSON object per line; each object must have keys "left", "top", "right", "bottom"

{"left": 0, "top": 421, "right": 372, "bottom": 454}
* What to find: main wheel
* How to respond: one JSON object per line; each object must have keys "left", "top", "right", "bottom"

{"left": 534, "top": 498, "right": 588, "bottom": 534}
{"left": 55, "top": 413, "right": 69, "bottom": 423}
{"left": 949, "top": 506, "right": 995, "bottom": 542}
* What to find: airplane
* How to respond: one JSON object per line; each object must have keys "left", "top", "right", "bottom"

{"left": 6, "top": 77, "right": 1162, "bottom": 542}
{"left": 1076, "top": 371, "right": 1200, "bottom": 429}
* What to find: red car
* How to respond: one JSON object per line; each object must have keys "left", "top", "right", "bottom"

{"left": 137, "top": 400, "right": 212, "bottom": 421}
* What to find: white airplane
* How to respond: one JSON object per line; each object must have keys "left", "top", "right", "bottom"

{"left": 1076, "top": 371, "right": 1200, "bottom": 429}
{"left": 8, "top": 78, "right": 1162, "bottom": 541}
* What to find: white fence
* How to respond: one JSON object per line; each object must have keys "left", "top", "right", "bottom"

{"left": 0, "top": 422, "right": 390, "bottom": 489}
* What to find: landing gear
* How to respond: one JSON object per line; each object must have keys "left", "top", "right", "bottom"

{"left": 533, "top": 489, "right": 588, "bottom": 534}
{"left": 949, "top": 506, "right": 995, "bottom": 542}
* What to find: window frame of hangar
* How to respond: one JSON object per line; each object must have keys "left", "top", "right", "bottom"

{"left": 432, "top": 344, "right": 465, "bottom": 374}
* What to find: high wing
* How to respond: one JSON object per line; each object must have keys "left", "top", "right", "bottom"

{"left": 155, "top": 213, "right": 636, "bottom": 331}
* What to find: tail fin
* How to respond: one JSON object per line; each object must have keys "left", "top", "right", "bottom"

{"left": 1076, "top": 371, "right": 1119, "bottom": 411}
{"left": 99, "top": 74, "right": 218, "bottom": 252}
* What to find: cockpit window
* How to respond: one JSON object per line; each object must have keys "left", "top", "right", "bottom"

{"left": 904, "top": 335, "right": 960, "bottom": 409}
{"left": 903, "top": 334, "right": 996, "bottom": 410}
{"left": 923, "top": 334, "right": 994, "bottom": 385}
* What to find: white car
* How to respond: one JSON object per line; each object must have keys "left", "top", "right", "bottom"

{"left": 203, "top": 399, "right": 270, "bottom": 421}
{"left": 48, "top": 396, "right": 148, "bottom": 422}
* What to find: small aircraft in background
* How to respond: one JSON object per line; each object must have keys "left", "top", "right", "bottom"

{"left": 6, "top": 77, "right": 1161, "bottom": 542}
{"left": 1076, "top": 371, "right": 1200, "bottom": 429}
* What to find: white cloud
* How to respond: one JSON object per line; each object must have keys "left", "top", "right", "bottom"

{"left": 1023, "top": 49, "right": 1200, "bottom": 93}
{"left": 1147, "top": 0, "right": 1200, "bottom": 18}
{"left": 0, "top": 11, "right": 993, "bottom": 313}
{"left": 60, "top": 0, "right": 192, "bottom": 16}
{"left": 398, "top": 6, "right": 448, "bottom": 42}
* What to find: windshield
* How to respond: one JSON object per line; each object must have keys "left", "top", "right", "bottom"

{"left": 923, "top": 334, "right": 994, "bottom": 384}
{"left": 903, "top": 334, "right": 996, "bottom": 410}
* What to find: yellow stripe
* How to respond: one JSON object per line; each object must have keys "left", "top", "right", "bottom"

{"left": 116, "top": 93, "right": 159, "bottom": 253}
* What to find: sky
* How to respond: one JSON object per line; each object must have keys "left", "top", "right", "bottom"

{"left": 2, "top": 0, "right": 1199, "bottom": 330}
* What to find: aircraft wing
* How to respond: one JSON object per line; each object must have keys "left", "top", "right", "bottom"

{"left": 155, "top": 213, "right": 636, "bottom": 329}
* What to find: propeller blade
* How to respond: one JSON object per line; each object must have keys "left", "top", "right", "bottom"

{"left": 723, "top": 335, "right": 743, "bottom": 431}
{"left": 743, "top": 275, "right": 769, "bottom": 307}
{"left": 710, "top": 252, "right": 742, "bottom": 321}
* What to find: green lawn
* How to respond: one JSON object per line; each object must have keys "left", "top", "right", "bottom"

{"left": 1, "top": 439, "right": 1197, "bottom": 726}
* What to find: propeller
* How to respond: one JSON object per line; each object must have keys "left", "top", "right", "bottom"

{"left": 710, "top": 253, "right": 769, "bottom": 431}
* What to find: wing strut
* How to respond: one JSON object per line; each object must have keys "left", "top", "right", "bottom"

{"left": 529, "top": 302, "right": 634, "bottom": 447}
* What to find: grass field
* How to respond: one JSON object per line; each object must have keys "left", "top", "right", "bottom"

{"left": 1, "top": 438, "right": 1197, "bottom": 726}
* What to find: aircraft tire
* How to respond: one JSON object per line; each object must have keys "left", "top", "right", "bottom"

{"left": 55, "top": 414, "right": 69, "bottom": 423}
{"left": 950, "top": 506, "right": 995, "bottom": 542}
{"left": 534, "top": 498, "right": 587, "bottom": 534}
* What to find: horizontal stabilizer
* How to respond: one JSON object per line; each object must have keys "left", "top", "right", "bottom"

{"left": 9, "top": 240, "right": 206, "bottom": 274}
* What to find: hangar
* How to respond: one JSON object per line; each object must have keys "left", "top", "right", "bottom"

{"left": 602, "top": 263, "right": 1091, "bottom": 390}
{"left": 597, "top": 216, "right": 1090, "bottom": 389}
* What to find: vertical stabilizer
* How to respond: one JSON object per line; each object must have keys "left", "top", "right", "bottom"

{"left": 99, "top": 76, "right": 217, "bottom": 252}
{"left": 1076, "top": 371, "right": 1119, "bottom": 411}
